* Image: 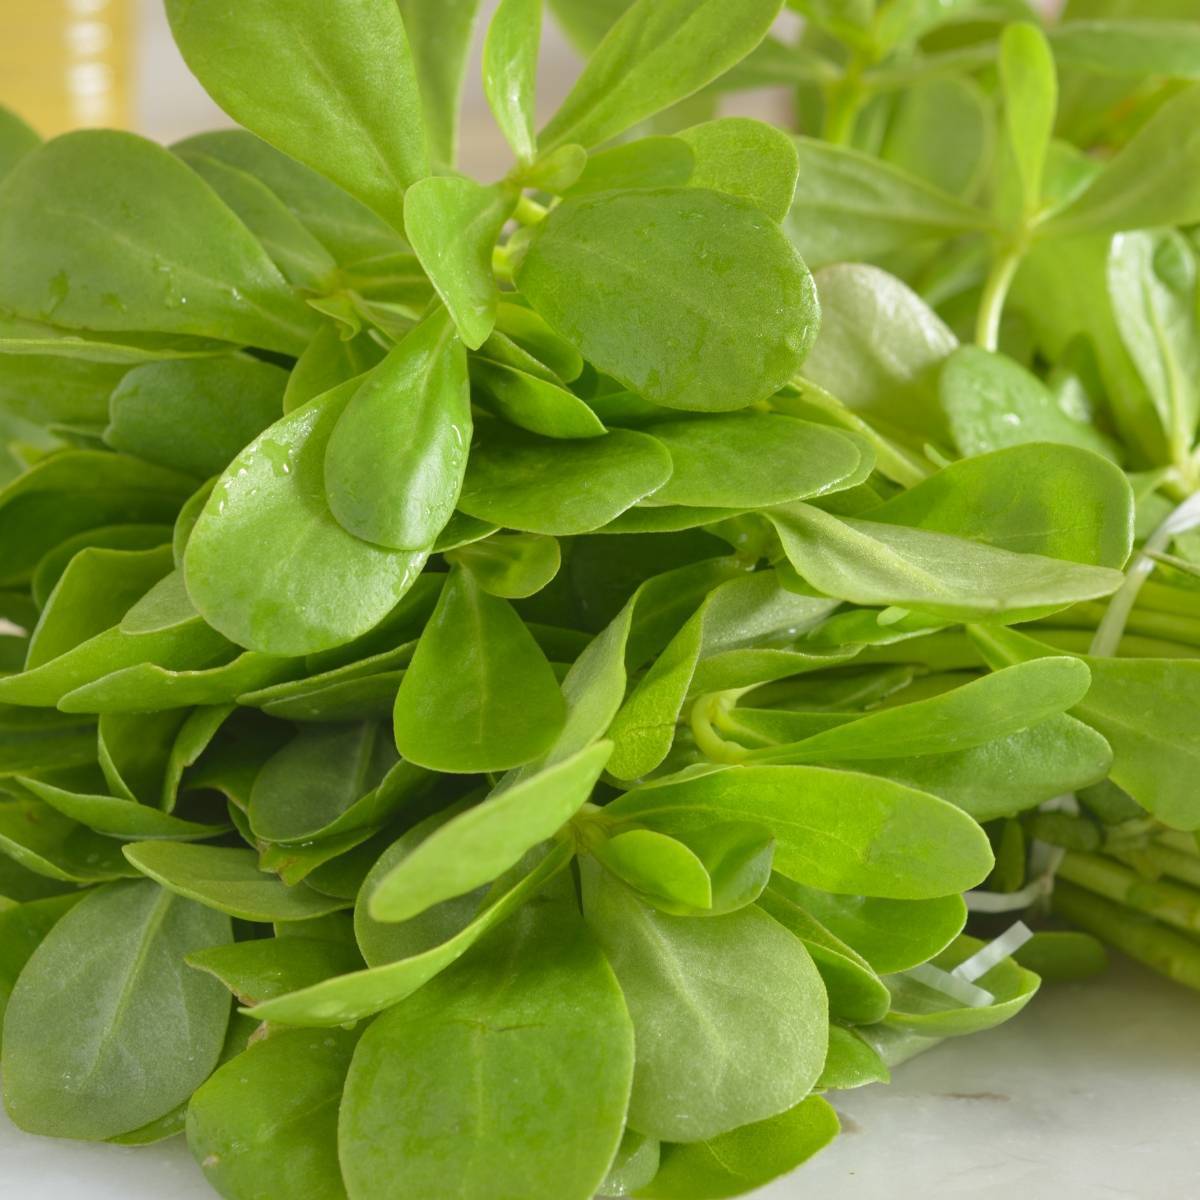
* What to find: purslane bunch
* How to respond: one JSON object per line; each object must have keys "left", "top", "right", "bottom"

{"left": 0, "top": 1, "right": 1194, "bottom": 1198}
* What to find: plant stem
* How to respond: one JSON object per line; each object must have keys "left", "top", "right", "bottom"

{"left": 974, "top": 244, "right": 1023, "bottom": 352}
{"left": 822, "top": 51, "right": 870, "bottom": 145}
{"left": 1052, "top": 880, "right": 1200, "bottom": 992}
{"left": 1058, "top": 851, "right": 1200, "bottom": 935}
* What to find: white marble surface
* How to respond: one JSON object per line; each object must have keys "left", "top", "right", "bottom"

{"left": 3, "top": 957, "right": 1197, "bottom": 1199}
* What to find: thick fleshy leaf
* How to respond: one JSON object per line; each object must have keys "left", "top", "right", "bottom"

{"left": 1042, "top": 85, "right": 1200, "bottom": 236}
{"left": 639, "top": 1096, "right": 840, "bottom": 1200}
{"left": 582, "top": 862, "right": 827, "bottom": 1143}
{"left": 324, "top": 309, "right": 471, "bottom": 549}
{"left": 446, "top": 532, "right": 561, "bottom": 598}
{"left": 188, "top": 1026, "right": 359, "bottom": 1200}
{"left": 678, "top": 118, "right": 799, "bottom": 222}
{"left": 176, "top": 148, "right": 339, "bottom": 291}
{"left": 166, "top": 0, "right": 428, "bottom": 229}
{"left": 393, "top": 567, "right": 566, "bottom": 772}
{"left": 0, "top": 131, "right": 315, "bottom": 353}
{"left": 607, "top": 765, "right": 993, "bottom": 899}
{"left": 105, "top": 356, "right": 288, "bottom": 479}
{"left": 340, "top": 892, "right": 634, "bottom": 1200}
{"left": 484, "top": 0, "right": 542, "bottom": 162}
{"left": 173, "top": 130, "right": 405, "bottom": 265}
{"left": 786, "top": 140, "right": 991, "bottom": 267}
{"left": 459, "top": 421, "right": 672, "bottom": 533}
{"left": 2, "top": 879, "right": 230, "bottom": 1140}
{"left": 645, "top": 414, "right": 866, "bottom": 508}
{"left": 404, "top": 179, "right": 512, "bottom": 349}
{"left": 371, "top": 743, "right": 609, "bottom": 922}
{"left": 939, "top": 346, "right": 1118, "bottom": 461}
{"left": 243, "top": 840, "right": 572, "bottom": 1026}
{"left": 122, "top": 842, "right": 351, "bottom": 922}
{"left": 771, "top": 503, "right": 1125, "bottom": 622}
{"left": 517, "top": 189, "right": 817, "bottom": 412}
{"left": 184, "top": 380, "right": 428, "bottom": 655}
{"left": 397, "top": 0, "right": 483, "bottom": 166}
{"left": 540, "top": 0, "right": 783, "bottom": 151}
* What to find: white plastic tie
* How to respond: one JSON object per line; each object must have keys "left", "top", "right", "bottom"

{"left": 951, "top": 920, "right": 1033, "bottom": 984}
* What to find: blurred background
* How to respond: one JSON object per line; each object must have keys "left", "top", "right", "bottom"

{"left": 0, "top": 0, "right": 807, "bottom": 179}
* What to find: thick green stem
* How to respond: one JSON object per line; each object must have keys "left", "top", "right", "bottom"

{"left": 974, "top": 245, "right": 1023, "bottom": 352}
{"left": 1058, "top": 851, "right": 1200, "bottom": 935}
{"left": 1052, "top": 880, "right": 1200, "bottom": 992}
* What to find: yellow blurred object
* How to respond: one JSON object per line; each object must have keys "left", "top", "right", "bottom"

{"left": 0, "top": 0, "right": 133, "bottom": 135}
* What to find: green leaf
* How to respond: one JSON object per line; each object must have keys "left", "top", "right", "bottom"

{"left": 849, "top": 713, "right": 1114, "bottom": 823}
{"left": 244, "top": 840, "right": 572, "bottom": 1026}
{"left": 765, "top": 880, "right": 966, "bottom": 976}
{"left": 19, "top": 777, "right": 230, "bottom": 841}
{"left": 884, "top": 934, "right": 1040, "bottom": 1036}
{"left": 184, "top": 380, "right": 428, "bottom": 656}
{"left": 186, "top": 935, "right": 364, "bottom": 1004}
{"left": 175, "top": 148, "right": 339, "bottom": 291}
{"left": 582, "top": 862, "right": 827, "bottom": 1142}
{"left": 998, "top": 22, "right": 1057, "bottom": 222}
{"left": 786, "top": 140, "right": 992, "bottom": 268}
{"left": 1041, "top": 85, "right": 1200, "bottom": 236}
{"left": 677, "top": 118, "right": 798, "bottom": 222}
{"left": 601, "top": 1130, "right": 661, "bottom": 1198}
{"left": 643, "top": 414, "right": 866, "bottom": 509}
{"left": 546, "top": 0, "right": 634, "bottom": 52}
{"left": 370, "top": 743, "right": 608, "bottom": 922}
{"left": 248, "top": 722, "right": 398, "bottom": 843}
{"left": 0, "top": 707, "right": 97, "bottom": 779}
{"left": 484, "top": 0, "right": 542, "bottom": 163}
{"left": 1107, "top": 229, "right": 1200, "bottom": 464}
{"left": 591, "top": 828, "right": 713, "bottom": 912}
{"left": 469, "top": 353, "right": 606, "bottom": 438}
{"left": 879, "top": 76, "right": 992, "bottom": 200}
{"left": 105, "top": 356, "right": 288, "bottom": 480}
{"left": 0, "top": 449, "right": 195, "bottom": 586}
{"left": 863, "top": 443, "right": 1134, "bottom": 568}
{"left": 284, "top": 324, "right": 385, "bottom": 414}
{"left": 939, "top": 346, "right": 1119, "bottom": 461}
{"left": 816, "top": 1025, "right": 889, "bottom": 1090}
{"left": 540, "top": 0, "right": 783, "bottom": 151}
{"left": 397, "top": 0, "right": 483, "bottom": 167}
{"left": 565, "top": 137, "right": 694, "bottom": 197}
{"left": 446, "top": 532, "right": 561, "bottom": 598}
{"left": 404, "top": 179, "right": 513, "bottom": 349}
{"left": 122, "top": 842, "right": 351, "bottom": 922}
{"left": 188, "top": 1026, "right": 359, "bottom": 1200}
{"left": 393, "top": 567, "right": 566, "bottom": 772}
{"left": 771, "top": 503, "right": 1125, "bottom": 622}
{"left": 459, "top": 421, "right": 673, "bottom": 533}
{"left": 758, "top": 882, "right": 896, "bottom": 1024}
{"left": 747, "top": 658, "right": 1092, "bottom": 764}
{"left": 324, "top": 309, "right": 471, "bottom": 549}
{"left": 0, "top": 891, "right": 85, "bottom": 1023}
{"left": 517, "top": 188, "right": 817, "bottom": 412}
{"left": 802, "top": 264, "right": 958, "bottom": 440}
{"left": 973, "top": 625, "right": 1200, "bottom": 830}
{"left": 637, "top": 1095, "right": 840, "bottom": 1199}
{"left": 173, "top": 129, "right": 406, "bottom": 265}
{"left": 608, "top": 765, "right": 994, "bottom": 899}
{"left": 26, "top": 544, "right": 172, "bottom": 670}
{"left": 0, "top": 105, "right": 39, "bottom": 181}
{"left": 166, "top": 0, "right": 428, "bottom": 229}
{"left": 0, "top": 131, "right": 315, "bottom": 353}
{"left": 0, "top": 792, "right": 140, "bottom": 883}
{"left": 1050, "top": 19, "right": 1200, "bottom": 79}
{"left": 2, "top": 879, "right": 230, "bottom": 1140}
{"left": 340, "top": 891, "right": 634, "bottom": 1200}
